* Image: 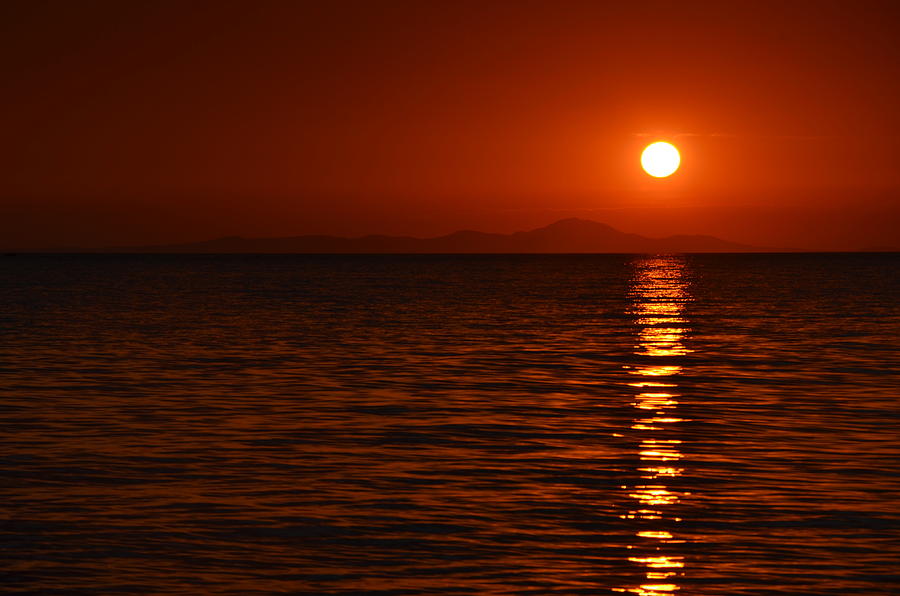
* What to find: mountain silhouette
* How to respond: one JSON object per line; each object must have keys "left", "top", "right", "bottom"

{"left": 106, "top": 218, "right": 758, "bottom": 253}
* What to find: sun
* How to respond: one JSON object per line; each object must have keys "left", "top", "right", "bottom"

{"left": 641, "top": 142, "right": 680, "bottom": 178}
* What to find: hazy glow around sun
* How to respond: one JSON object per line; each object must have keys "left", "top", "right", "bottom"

{"left": 641, "top": 142, "right": 680, "bottom": 178}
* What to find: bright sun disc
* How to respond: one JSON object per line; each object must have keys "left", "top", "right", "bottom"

{"left": 641, "top": 142, "right": 680, "bottom": 178}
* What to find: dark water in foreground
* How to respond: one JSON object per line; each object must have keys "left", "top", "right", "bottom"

{"left": 2, "top": 253, "right": 899, "bottom": 595}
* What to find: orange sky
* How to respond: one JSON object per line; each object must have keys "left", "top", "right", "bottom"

{"left": 2, "top": 1, "right": 900, "bottom": 249}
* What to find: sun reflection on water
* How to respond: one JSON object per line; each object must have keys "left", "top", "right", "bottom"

{"left": 617, "top": 256, "right": 692, "bottom": 595}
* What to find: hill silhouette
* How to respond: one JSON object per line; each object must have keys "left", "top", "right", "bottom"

{"left": 104, "top": 218, "right": 758, "bottom": 253}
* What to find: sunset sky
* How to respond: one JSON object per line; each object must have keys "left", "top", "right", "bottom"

{"left": 3, "top": 1, "right": 900, "bottom": 250}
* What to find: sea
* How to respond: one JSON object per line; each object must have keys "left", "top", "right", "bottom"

{"left": 2, "top": 253, "right": 899, "bottom": 595}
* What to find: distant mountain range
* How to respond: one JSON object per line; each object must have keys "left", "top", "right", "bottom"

{"left": 97, "top": 218, "right": 762, "bottom": 254}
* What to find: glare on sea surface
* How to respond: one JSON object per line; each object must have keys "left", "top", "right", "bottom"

{"left": 629, "top": 365, "right": 683, "bottom": 377}
{"left": 638, "top": 531, "right": 674, "bottom": 539}
{"left": 619, "top": 256, "right": 690, "bottom": 596}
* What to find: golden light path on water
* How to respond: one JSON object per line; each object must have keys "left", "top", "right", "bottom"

{"left": 615, "top": 256, "right": 692, "bottom": 596}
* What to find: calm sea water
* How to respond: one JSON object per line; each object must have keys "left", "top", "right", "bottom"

{"left": 2, "top": 253, "right": 899, "bottom": 595}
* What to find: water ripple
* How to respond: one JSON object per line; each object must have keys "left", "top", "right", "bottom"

{"left": 1, "top": 253, "right": 899, "bottom": 594}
